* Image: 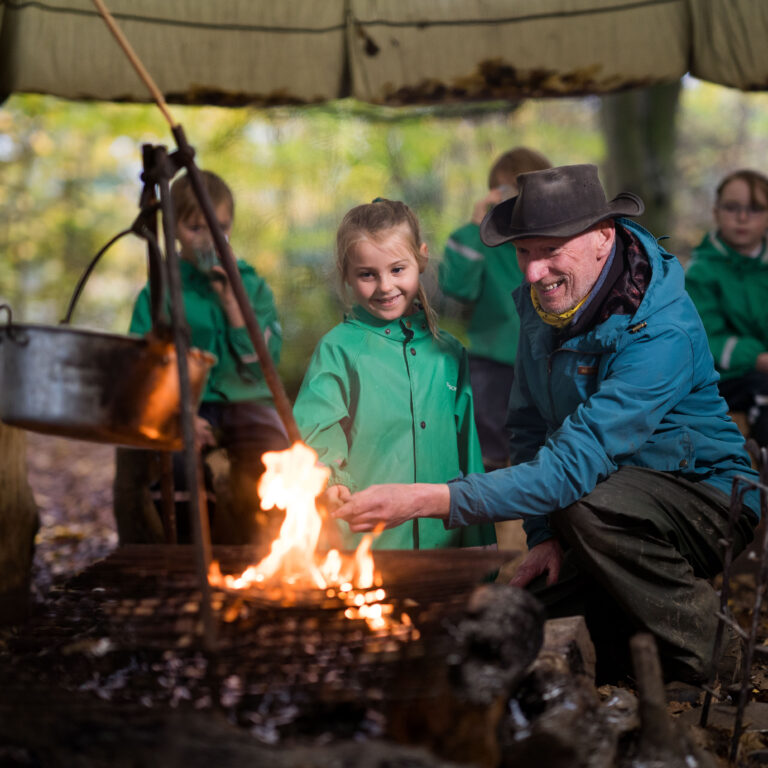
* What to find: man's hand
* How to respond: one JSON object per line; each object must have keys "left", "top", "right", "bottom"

{"left": 470, "top": 185, "right": 517, "bottom": 225}
{"left": 334, "top": 483, "right": 450, "bottom": 532}
{"left": 509, "top": 538, "right": 563, "bottom": 588}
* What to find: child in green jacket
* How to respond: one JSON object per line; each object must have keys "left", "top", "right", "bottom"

{"left": 685, "top": 168, "right": 768, "bottom": 447}
{"left": 293, "top": 199, "right": 495, "bottom": 550}
{"left": 439, "top": 147, "right": 551, "bottom": 471}
{"left": 129, "top": 170, "right": 289, "bottom": 543}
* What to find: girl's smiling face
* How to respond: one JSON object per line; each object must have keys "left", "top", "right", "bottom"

{"left": 345, "top": 225, "right": 425, "bottom": 321}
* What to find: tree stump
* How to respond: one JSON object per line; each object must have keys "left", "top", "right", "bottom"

{"left": 0, "top": 421, "right": 39, "bottom": 624}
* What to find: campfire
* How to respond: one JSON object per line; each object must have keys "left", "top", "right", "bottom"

{"left": 207, "top": 442, "right": 414, "bottom": 633}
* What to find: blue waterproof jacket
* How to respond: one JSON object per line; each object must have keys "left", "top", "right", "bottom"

{"left": 448, "top": 219, "right": 760, "bottom": 546}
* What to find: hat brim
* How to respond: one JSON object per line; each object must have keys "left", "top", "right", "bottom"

{"left": 480, "top": 191, "right": 645, "bottom": 247}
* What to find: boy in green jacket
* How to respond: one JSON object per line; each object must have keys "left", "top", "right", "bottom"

{"left": 129, "top": 170, "right": 289, "bottom": 543}
{"left": 686, "top": 168, "right": 768, "bottom": 447}
{"left": 439, "top": 147, "right": 550, "bottom": 471}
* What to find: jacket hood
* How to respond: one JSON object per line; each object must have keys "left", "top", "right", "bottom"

{"left": 690, "top": 230, "right": 768, "bottom": 268}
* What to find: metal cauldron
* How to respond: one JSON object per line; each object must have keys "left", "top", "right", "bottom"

{"left": 0, "top": 216, "right": 215, "bottom": 450}
{"left": 0, "top": 317, "right": 214, "bottom": 450}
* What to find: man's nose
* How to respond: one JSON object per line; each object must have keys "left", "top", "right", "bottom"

{"left": 524, "top": 259, "right": 548, "bottom": 284}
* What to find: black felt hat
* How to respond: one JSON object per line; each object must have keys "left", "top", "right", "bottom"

{"left": 480, "top": 163, "right": 644, "bottom": 246}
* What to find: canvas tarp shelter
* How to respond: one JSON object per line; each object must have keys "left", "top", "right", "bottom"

{"left": 1, "top": 0, "right": 768, "bottom": 107}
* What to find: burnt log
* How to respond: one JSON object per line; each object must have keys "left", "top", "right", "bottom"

{"left": 541, "top": 615, "right": 597, "bottom": 681}
{"left": 502, "top": 647, "right": 634, "bottom": 768}
{"left": 0, "top": 421, "right": 39, "bottom": 624}
{"left": 387, "top": 583, "right": 545, "bottom": 768}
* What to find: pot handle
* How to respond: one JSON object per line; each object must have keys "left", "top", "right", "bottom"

{"left": 0, "top": 304, "right": 29, "bottom": 345}
{"left": 60, "top": 214, "right": 170, "bottom": 337}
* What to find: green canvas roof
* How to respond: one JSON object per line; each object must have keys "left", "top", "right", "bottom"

{"left": 1, "top": 0, "right": 767, "bottom": 106}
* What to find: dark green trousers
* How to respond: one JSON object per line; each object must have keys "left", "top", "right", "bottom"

{"left": 528, "top": 466, "right": 757, "bottom": 683}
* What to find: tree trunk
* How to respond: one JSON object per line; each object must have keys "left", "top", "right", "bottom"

{"left": 0, "top": 421, "right": 39, "bottom": 624}
{"left": 599, "top": 81, "right": 682, "bottom": 238}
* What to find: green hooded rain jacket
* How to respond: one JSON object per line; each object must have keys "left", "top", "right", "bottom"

{"left": 293, "top": 306, "right": 496, "bottom": 550}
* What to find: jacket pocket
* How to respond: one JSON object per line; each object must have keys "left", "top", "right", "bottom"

{"left": 629, "top": 428, "right": 695, "bottom": 472}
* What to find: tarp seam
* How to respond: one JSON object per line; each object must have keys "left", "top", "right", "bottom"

{"left": 0, "top": 0, "right": 345, "bottom": 33}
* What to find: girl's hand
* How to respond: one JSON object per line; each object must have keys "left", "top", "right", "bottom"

{"left": 318, "top": 485, "right": 352, "bottom": 515}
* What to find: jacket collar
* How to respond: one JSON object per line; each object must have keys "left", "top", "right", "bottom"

{"left": 704, "top": 230, "right": 768, "bottom": 265}
{"left": 347, "top": 305, "right": 430, "bottom": 341}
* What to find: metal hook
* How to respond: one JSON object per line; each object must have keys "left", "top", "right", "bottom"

{"left": 0, "top": 304, "right": 29, "bottom": 345}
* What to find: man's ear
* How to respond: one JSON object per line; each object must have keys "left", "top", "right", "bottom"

{"left": 595, "top": 221, "right": 616, "bottom": 261}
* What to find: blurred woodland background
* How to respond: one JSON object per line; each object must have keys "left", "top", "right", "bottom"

{"left": 2, "top": 78, "right": 768, "bottom": 397}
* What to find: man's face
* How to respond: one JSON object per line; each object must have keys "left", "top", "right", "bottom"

{"left": 515, "top": 224, "right": 615, "bottom": 315}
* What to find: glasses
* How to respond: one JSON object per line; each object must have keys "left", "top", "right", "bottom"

{"left": 717, "top": 201, "right": 768, "bottom": 216}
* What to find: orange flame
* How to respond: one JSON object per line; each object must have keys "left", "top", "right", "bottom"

{"left": 208, "top": 442, "right": 408, "bottom": 633}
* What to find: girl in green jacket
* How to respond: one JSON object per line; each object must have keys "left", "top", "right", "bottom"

{"left": 293, "top": 199, "right": 496, "bottom": 550}
{"left": 686, "top": 169, "right": 768, "bottom": 447}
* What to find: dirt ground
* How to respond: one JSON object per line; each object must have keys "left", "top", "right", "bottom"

{"left": 16, "top": 431, "right": 768, "bottom": 766}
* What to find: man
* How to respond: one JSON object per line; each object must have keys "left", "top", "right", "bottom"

{"left": 336, "top": 164, "right": 760, "bottom": 683}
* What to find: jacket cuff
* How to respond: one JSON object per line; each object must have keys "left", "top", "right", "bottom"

{"left": 522, "top": 516, "right": 553, "bottom": 548}
{"left": 447, "top": 476, "right": 491, "bottom": 528}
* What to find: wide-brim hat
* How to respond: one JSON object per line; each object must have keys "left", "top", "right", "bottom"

{"left": 480, "top": 163, "right": 644, "bottom": 246}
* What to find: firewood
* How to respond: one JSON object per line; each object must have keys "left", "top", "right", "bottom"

{"left": 386, "top": 584, "right": 545, "bottom": 768}
{"left": 0, "top": 422, "right": 39, "bottom": 624}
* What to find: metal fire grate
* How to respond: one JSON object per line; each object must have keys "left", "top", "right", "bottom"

{"left": 3, "top": 545, "right": 511, "bottom": 743}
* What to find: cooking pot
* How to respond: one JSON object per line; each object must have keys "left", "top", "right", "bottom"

{"left": 0, "top": 317, "right": 214, "bottom": 450}
{"left": 0, "top": 222, "right": 214, "bottom": 450}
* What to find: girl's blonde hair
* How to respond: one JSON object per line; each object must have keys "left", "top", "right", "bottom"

{"left": 336, "top": 199, "right": 439, "bottom": 336}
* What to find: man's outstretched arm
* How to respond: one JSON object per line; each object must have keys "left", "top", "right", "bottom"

{"left": 334, "top": 483, "right": 450, "bottom": 532}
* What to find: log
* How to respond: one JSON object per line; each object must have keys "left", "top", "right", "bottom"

{"left": 540, "top": 615, "right": 597, "bottom": 681}
{"left": 112, "top": 447, "right": 166, "bottom": 544}
{"left": 387, "top": 584, "right": 545, "bottom": 768}
{"left": 0, "top": 421, "right": 39, "bottom": 624}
